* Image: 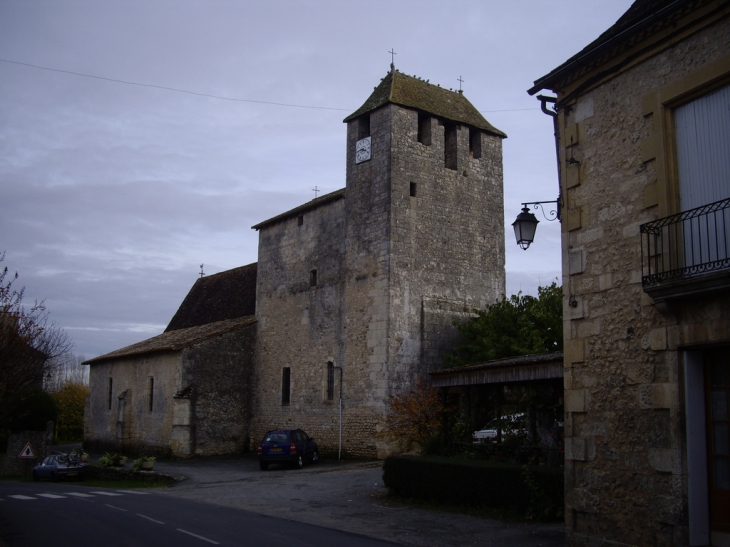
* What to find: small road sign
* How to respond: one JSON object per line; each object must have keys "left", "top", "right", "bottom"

{"left": 18, "top": 442, "right": 36, "bottom": 459}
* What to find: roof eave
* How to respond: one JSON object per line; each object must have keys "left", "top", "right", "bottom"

{"left": 528, "top": 0, "right": 691, "bottom": 96}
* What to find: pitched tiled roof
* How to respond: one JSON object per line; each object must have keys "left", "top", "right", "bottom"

{"left": 83, "top": 316, "right": 257, "bottom": 365}
{"left": 344, "top": 68, "right": 506, "bottom": 138}
{"left": 528, "top": 0, "right": 710, "bottom": 95}
{"left": 251, "top": 188, "right": 345, "bottom": 231}
{"left": 165, "top": 263, "right": 257, "bottom": 332}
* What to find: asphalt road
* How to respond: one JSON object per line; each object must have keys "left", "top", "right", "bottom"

{"left": 152, "top": 455, "right": 565, "bottom": 547}
{"left": 0, "top": 481, "right": 400, "bottom": 547}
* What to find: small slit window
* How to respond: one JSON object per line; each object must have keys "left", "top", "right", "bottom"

{"left": 108, "top": 378, "right": 113, "bottom": 410}
{"left": 417, "top": 113, "right": 431, "bottom": 145}
{"left": 282, "top": 367, "right": 291, "bottom": 406}
{"left": 469, "top": 127, "right": 481, "bottom": 159}
{"left": 310, "top": 269, "right": 317, "bottom": 287}
{"left": 410, "top": 182, "right": 417, "bottom": 198}
{"left": 298, "top": 215, "right": 303, "bottom": 226}
{"left": 358, "top": 115, "right": 370, "bottom": 139}
{"left": 327, "top": 362, "right": 335, "bottom": 401}
{"left": 148, "top": 377, "right": 154, "bottom": 412}
{"left": 444, "top": 122, "right": 457, "bottom": 170}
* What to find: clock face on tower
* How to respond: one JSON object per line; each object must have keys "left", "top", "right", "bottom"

{"left": 355, "top": 136, "right": 371, "bottom": 164}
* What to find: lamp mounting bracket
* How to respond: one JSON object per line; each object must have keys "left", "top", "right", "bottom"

{"left": 521, "top": 199, "right": 561, "bottom": 222}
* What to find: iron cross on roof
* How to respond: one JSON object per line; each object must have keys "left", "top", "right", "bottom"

{"left": 389, "top": 48, "right": 397, "bottom": 66}
{"left": 458, "top": 76, "right": 464, "bottom": 91}
{"left": 313, "top": 186, "right": 320, "bottom": 199}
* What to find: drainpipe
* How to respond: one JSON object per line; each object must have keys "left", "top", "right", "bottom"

{"left": 537, "top": 94, "right": 562, "bottom": 211}
{"left": 333, "top": 364, "right": 343, "bottom": 461}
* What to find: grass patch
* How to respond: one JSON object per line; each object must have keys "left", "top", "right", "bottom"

{"left": 0, "top": 475, "right": 33, "bottom": 482}
{"left": 0, "top": 475, "right": 170, "bottom": 488}
{"left": 77, "top": 478, "right": 171, "bottom": 488}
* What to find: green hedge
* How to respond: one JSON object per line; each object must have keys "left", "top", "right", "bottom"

{"left": 382, "top": 455, "right": 563, "bottom": 516}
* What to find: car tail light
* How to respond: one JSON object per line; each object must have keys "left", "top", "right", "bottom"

{"left": 257, "top": 444, "right": 262, "bottom": 455}
{"left": 290, "top": 443, "right": 297, "bottom": 454}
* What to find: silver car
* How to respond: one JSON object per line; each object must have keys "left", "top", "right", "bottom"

{"left": 32, "top": 454, "right": 86, "bottom": 481}
{"left": 472, "top": 414, "right": 528, "bottom": 444}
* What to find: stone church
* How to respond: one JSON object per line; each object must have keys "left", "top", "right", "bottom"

{"left": 84, "top": 65, "right": 507, "bottom": 458}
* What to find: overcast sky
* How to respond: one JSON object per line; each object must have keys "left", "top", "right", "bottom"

{"left": 0, "top": 0, "right": 633, "bottom": 358}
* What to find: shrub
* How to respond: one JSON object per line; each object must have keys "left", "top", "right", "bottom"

{"left": 379, "top": 377, "right": 444, "bottom": 452}
{"left": 382, "top": 455, "right": 563, "bottom": 518}
{"left": 99, "top": 452, "right": 127, "bottom": 467}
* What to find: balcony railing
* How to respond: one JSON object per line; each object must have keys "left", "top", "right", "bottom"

{"left": 641, "top": 198, "right": 730, "bottom": 286}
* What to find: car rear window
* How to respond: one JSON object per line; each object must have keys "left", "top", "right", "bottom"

{"left": 264, "top": 433, "right": 289, "bottom": 443}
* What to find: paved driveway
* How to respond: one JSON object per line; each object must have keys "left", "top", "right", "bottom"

{"left": 153, "top": 455, "right": 565, "bottom": 547}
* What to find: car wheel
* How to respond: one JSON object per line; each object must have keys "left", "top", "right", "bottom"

{"left": 32, "top": 471, "right": 39, "bottom": 482}
{"left": 259, "top": 461, "right": 268, "bottom": 471}
{"left": 311, "top": 450, "right": 319, "bottom": 464}
{"left": 293, "top": 455, "right": 303, "bottom": 469}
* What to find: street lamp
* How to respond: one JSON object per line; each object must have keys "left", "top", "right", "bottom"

{"left": 512, "top": 199, "right": 561, "bottom": 250}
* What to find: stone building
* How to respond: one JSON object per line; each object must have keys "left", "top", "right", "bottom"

{"left": 84, "top": 264, "right": 257, "bottom": 456}
{"left": 528, "top": 0, "right": 730, "bottom": 545}
{"left": 84, "top": 66, "right": 507, "bottom": 459}
{"left": 251, "top": 66, "right": 506, "bottom": 457}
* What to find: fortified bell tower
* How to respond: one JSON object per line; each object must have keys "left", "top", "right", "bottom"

{"left": 341, "top": 64, "right": 507, "bottom": 456}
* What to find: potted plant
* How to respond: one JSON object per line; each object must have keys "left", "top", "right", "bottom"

{"left": 99, "top": 452, "right": 127, "bottom": 467}
{"left": 71, "top": 449, "right": 89, "bottom": 462}
{"left": 132, "top": 456, "right": 156, "bottom": 471}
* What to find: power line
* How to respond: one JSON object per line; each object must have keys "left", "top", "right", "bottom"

{"left": 0, "top": 58, "right": 351, "bottom": 112}
{"left": 0, "top": 58, "right": 539, "bottom": 114}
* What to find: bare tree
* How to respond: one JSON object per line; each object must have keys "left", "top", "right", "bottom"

{"left": 45, "top": 353, "right": 88, "bottom": 392}
{"left": 0, "top": 253, "right": 74, "bottom": 403}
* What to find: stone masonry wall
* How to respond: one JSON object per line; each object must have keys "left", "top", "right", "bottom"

{"left": 181, "top": 323, "right": 256, "bottom": 456}
{"left": 85, "top": 351, "right": 181, "bottom": 456}
{"left": 557, "top": 18, "right": 730, "bottom": 547}
{"left": 388, "top": 105, "right": 505, "bottom": 378}
{"left": 342, "top": 104, "right": 395, "bottom": 457}
{"left": 0, "top": 430, "right": 50, "bottom": 477}
{"left": 251, "top": 196, "right": 348, "bottom": 453}
{"left": 252, "top": 99, "right": 505, "bottom": 459}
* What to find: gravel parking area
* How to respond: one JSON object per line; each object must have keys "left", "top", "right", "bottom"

{"left": 152, "top": 454, "right": 565, "bottom": 547}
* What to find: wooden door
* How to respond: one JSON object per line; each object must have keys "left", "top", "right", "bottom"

{"left": 706, "top": 350, "right": 730, "bottom": 534}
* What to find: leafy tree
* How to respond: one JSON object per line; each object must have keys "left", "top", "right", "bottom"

{"left": 380, "top": 377, "right": 445, "bottom": 451}
{"left": 0, "top": 253, "right": 73, "bottom": 431}
{"left": 446, "top": 281, "right": 563, "bottom": 368}
{"left": 6, "top": 388, "right": 58, "bottom": 432}
{"left": 51, "top": 381, "right": 89, "bottom": 442}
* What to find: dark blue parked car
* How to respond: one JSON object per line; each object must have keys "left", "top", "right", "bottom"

{"left": 257, "top": 429, "right": 319, "bottom": 470}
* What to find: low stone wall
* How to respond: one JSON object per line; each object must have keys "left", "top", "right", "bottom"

{"left": 84, "top": 464, "right": 180, "bottom": 484}
{"left": 83, "top": 438, "right": 173, "bottom": 459}
{"left": 0, "top": 430, "right": 51, "bottom": 477}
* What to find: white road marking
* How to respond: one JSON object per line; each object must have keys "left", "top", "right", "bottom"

{"left": 116, "top": 490, "right": 150, "bottom": 494}
{"left": 105, "top": 504, "right": 127, "bottom": 511}
{"left": 8, "top": 495, "right": 35, "bottom": 500}
{"left": 177, "top": 529, "right": 220, "bottom": 544}
{"left": 91, "top": 491, "right": 123, "bottom": 496}
{"left": 64, "top": 492, "right": 95, "bottom": 498}
{"left": 36, "top": 493, "right": 66, "bottom": 499}
{"left": 137, "top": 513, "right": 165, "bottom": 524}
